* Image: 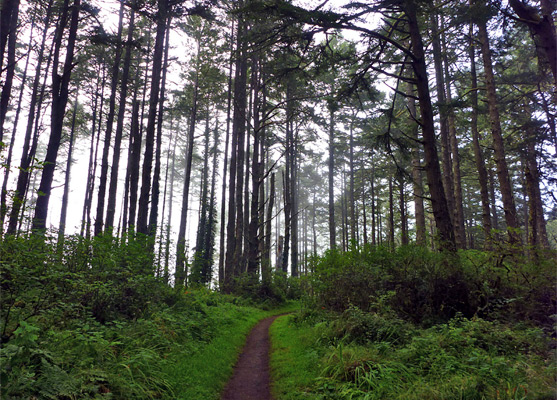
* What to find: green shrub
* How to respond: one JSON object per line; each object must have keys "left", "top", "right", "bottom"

{"left": 310, "top": 245, "right": 557, "bottom": 327}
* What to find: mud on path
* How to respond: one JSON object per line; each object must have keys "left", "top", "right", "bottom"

{"left": 220, "top": 315, "right": 282, "bottom": 400}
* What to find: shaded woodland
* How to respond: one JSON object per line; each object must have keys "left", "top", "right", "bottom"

{"left": 1, "top": 0, "right": 556, "bottom": 398}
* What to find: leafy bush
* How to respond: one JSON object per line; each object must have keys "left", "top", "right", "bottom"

{"left": 316, "top": 315, "right": 555, "bottom": 400}
{"left": 310, "top": 245, "right": 557, "bottom": 327}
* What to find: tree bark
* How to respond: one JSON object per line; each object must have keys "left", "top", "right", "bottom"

{"left": 58, "top": 90, "right": 79, "bottom": 244}
{"left": 148, "top": 16, "right": 171, "bottom": 237}
{"left": 509, "top": 0, "right": 557, "bottom": 86}
{"left": 476, "top": 12, "right": 521, "bottom": 245}
{"left": 404, "top": 0, "right": 456, "bottom": 251}
{"left": 94, "top": 2, "right": 125, "bottom": 236}
{"left": 32, "top": 0, "right": 81, "bottom": 232}
{"left": 137, "top": 0, "right": 168, "bottom": 235}
{"left": 218, "top": 21, "right": 234, "bottom": 288}
{"left": 328, "top": 107, "right": 337, "bottom": 249}
{"left": 0, "top": 0, "right": 20, "bottom": 142}
{"left": 407, "top": 82, "right": 426, "bottom": 246}
{"left": 468, "top": 25, "right": 492, "bottom": 247}
{"left": 105, "top": 8, "right": 136, "bottom": 231}
{"left": 176, "top": 45, "right": 200, "bottom": 287}
{"left": 7, "top": 0, "right": 54, "bottom": 235}
{"left": 430, "top": 14, "right": 456, "bottom": 239}
{"left": 0, "top": 15, "right": 33, "bottom": 231}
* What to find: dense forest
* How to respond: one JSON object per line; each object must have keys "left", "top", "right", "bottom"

{"left": 1, "top": 0, "right": 556, "bottom": 398}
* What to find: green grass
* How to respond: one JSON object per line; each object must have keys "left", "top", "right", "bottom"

{"left": 270, "top": 314, "right": 324, "bottom": 400}
{"left": 269, "top": 311, "right": 556, "bottom": 400}
{"left": 163, "top": 300, "right": 300, "bottom": 400}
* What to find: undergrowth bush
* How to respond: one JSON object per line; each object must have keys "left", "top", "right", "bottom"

{"left": 317, "top": 315, "right": 555, "bottom": 400}
{"left": 1, "top": 232, "right": 284, "bottom": 399}
{"left": 311, "top": 245, "right": 556, "bottom": 327}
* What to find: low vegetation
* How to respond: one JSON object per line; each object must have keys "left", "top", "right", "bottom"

{"left": 0, "top": 233, "right": 297, "bottom": 399}
{"left": 271, "top": 245, "right": 556, "bottom": 399}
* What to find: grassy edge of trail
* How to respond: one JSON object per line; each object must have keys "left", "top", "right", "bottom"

{"left": 163, "top": 300, "right": 300, "bottom": 400}
{"left": 270, "top": 314, "right": 323, "bottom": 400}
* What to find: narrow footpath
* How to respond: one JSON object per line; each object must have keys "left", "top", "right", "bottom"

{"left": 220, "top": 315, "right": 281, "bottom": 400}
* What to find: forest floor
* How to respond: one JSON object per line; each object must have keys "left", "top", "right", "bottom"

{"left": 221, "top": 315, "right": 282, "bottom": 400}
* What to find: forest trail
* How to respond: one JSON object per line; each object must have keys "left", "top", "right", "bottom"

{"left": 220, "top": 315, "right": 281, "bottom": 400}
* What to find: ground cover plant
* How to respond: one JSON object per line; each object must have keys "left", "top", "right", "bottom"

{"left": 0, "top": 233, "right": 297, "bottom": 399}
{"left": 271, "top": 245, "right": 556, "bottom": 400}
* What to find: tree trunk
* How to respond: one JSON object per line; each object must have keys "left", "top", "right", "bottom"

{"left": 94, "top": 2, "right": 125, "bottom": 236}
{"left": 404, "top": 0, "right": 456, "bottom": 251}
{"left": 430, "top": 13, "right": 456, "bottom": 238}
{"left": 247, "top": 55, "right": 262, "bottom": 278}
{"left": 148, "top": 17, "right": 171, "bottom": 237}
{"left": 176, "top": 46, "right": 200, "bottom": 287}
{"left": 388, "top": 177, "right": 395, "bottom": 250}
{"left": 349, "top": 118, "right": 356, "bottom": 246}
{"left": 0, "top": 15, "right": 33, "bottom": 231}
{"left": 218, "top": 21, "right": 234, "bottom": 288}
{"left": 58, "top": 90, "right": 79, "bottom": 246}
{"left": 81, "top": 68, "right": 106, "bottom": 239}
{"left": 441, "top": 25, "right": 466, "bottom": 249}
{"left": 407, "top": 82, "right": 426, "bottom": 246}
{"left": 137, "top": 0, "right": 168, "bottom": 235}
{"left": 400, "top": 178, "right": 408, "bottom": 245}
{"left": 468, "top": 25, "right": 492, "bottom": 247}
{"left": 262, "top": 172, "right": 275, "bottom": 284}
{"left": 32, "top": 0, "right": 81, "bottom": 232}
{"left": 7, "top": 0, "right": 54, "bottom": 235}
{"left": 105, "top": 8, "right": 136, "bottom": 232}
{"left": 328, "top": 107, "right": 337, "bottom": 249}
{"left": 509, "top": 0, "right": 557, "bottom": 86}
{"left": 476, "top": 12, "right": 521, "bottom": 245}
{"left": 0, "top": 0, "right": 20, "bottom": 142}
{"left": 224, "top": 8, "right": 248, "bottom": 291}
{"left": 127, "top": 99, "right": 142, "bottom": 231}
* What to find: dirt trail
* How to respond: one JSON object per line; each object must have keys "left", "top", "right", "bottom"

{"left": 220, "top": 315, "right": 281, "bottom": 400}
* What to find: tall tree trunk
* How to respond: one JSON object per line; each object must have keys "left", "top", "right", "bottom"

{"left": 362, "top": 173, "right": 369, "bottom": 245}
{"left": 176, "top": 46, "right": 200, "bottom": 288}
{"left": 127, "top": 99, "right": 142, "bottom": 231}
{"left": 58, "top": 90, "right": 79, "bottom": 244}
{"left": 0, "top": 0, "right": 20, "bottom": 141}
{"left": 523, "top": 102, "right": 550, "bottom": 250}
{"left": 32, "top": 0, "right": 81, "bottom": 232}
{"left": 137, "top": 0, "right": 168, "bottom": 235}
{"left": 148, "top": 17, "right": 171, "bottom": 237}
{"left": 404, "top": 0, "right": 456, "bottom": 251}
{"left": 508, "top": 0, "right": 557, "bottom": 86}
{"left": 400, "top": 178, "right": 408, "bottom": 245}
{"left": 81, "top": 67, "right": 106, "bottom": 239}
{"left": 224, "top": 8, "right": 248, "bottom": 291}
{"left": 0, "top": 15, "right": 33, "bottom": 232}
{"left": 371, "top": 165, "right": 376, "bottom": 245}
{"left": 349, "top": 118, "right": 356, "bottom": 246}
{"left": 262, "top": 172, "right": 275, "bottom": 284}
{"left": 290, "top": 116, "right": 299, "bottom": 276}
{"left": 94, "top": 2, "right": 125, "bottom": 236}
{"left": 218, "top": 21, "right": 234, "bottom": 288}
{"left": 388, "top": 177, "right": 395, "bottom": 250}
{"left": 7, "top": 0, "right": 54, "bottom": 235}
{"left": 441, "top": 25, "right": 466, "bottom": 249}
{"left": 328, "top": 107, "right": 336, "bottom": 249}
{"left": 408, "top": 82, "right": 426, "bottom": 245}
{"left": 163, "top": 122, "right": 178, "bottom": 284}
{"left": 468, "top": 25, "right": 492, "bottom": 247}
{"left": 105, "top": 8, "right": 136, "bottom": 232}
{"left": 247, "top": 56, "right": 262, "bottom": 278}
{"left": 430, "top": 13, "right": 456, "bottom": 239}
{"left": 476, "top": 10, "right": 521, "bottom": 245}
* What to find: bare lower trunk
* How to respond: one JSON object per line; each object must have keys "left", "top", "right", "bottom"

{"left": 477, "top": 16, "right": 521, "bottom": 245}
